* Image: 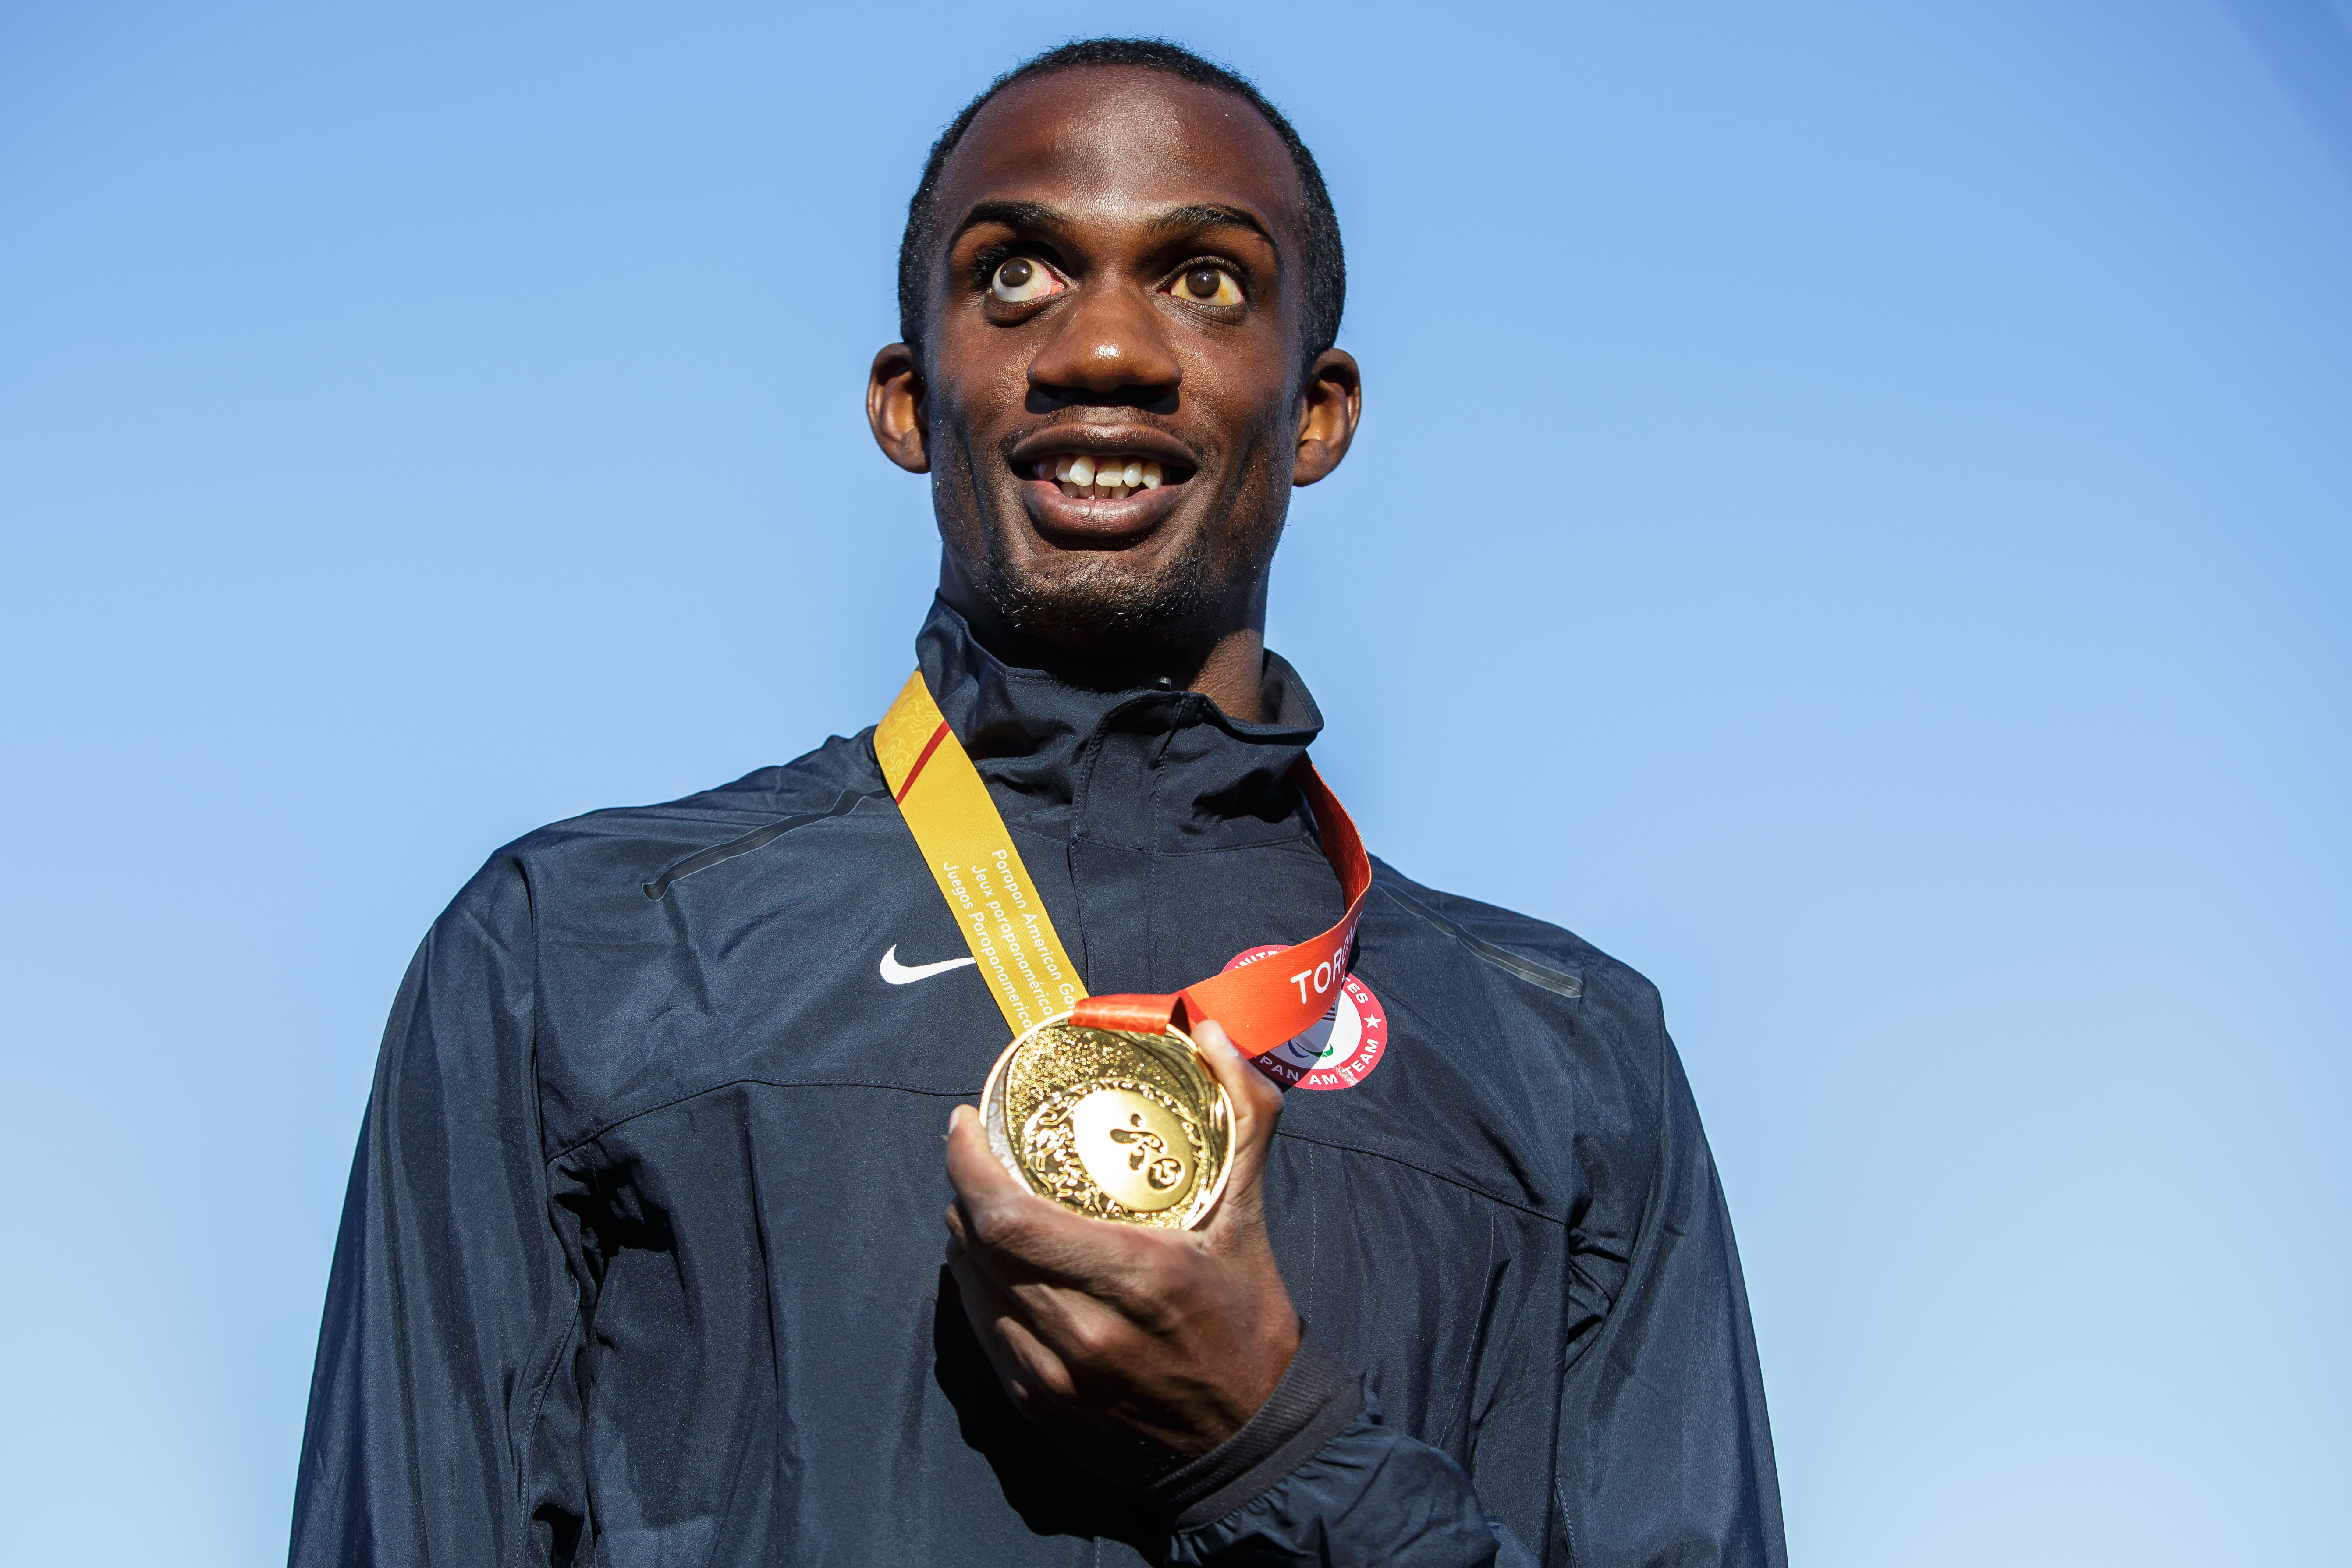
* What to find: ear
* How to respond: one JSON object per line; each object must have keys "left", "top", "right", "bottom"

{"left": 1291, "top": 349, "right": 1361, "bottom": 487}
{"left": 868, "top": 343, "right": 930, "bottom": 474}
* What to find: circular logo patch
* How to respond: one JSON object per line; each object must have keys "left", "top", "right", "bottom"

{"left": 1222, "top": 945, "right": 1388, "bottom": 1091}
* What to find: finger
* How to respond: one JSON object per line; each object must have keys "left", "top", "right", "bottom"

{"left": 949, "top": 1245, "right": 1159, "bottom": 1462}
{"left": 944, "top": 1103, "right": 1025, "bottom": 1210}
{"left": 945, "top": 1103, "right": 1163, "bottom": 1294}
{"left": 944, "top": 1106, "right": 1054, "bottom": 1281}
{"left": 1192, "top": 1016, "right": 1286, "bottom": 1136}
{"left": 1190, "top": 1018, "right": 1284, "bottom": 1223}
{"left": 947, "top": 1237, "right": 1042, "bottom": 1352}
{"left": 946, "top": 1233, "right": 1078, "bottom": 1410}
{"left": 945, "top": 1102, "right": 1075, "bottom": 1272}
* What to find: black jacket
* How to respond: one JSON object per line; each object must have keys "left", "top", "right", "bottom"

{"left": 291, "top": 601, "right": 1785, "bottom": 1567}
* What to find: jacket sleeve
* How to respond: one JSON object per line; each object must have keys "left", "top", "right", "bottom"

{"left": 288, "top": 855, "right": 587, "bottom": 1567}
{"left": 1148, "top": 1332, "right": 1538, "bottom": 1568}
{"left": 1554, "top": 1019, "right": 1785, "bottom": 1568}
{"left": 1161, "top": 996, "right": 1781, "bottom": 1567}
{"left": 1158, "top": 1407, "right": 1539, "bottom": 1568}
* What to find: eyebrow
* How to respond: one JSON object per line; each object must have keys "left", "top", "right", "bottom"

{"left": 1146, "top": 203, "right": 1277, "bottom": 250}
{"left": 950, "top": 199, "right": 1061, "bottom": 245}
{"left": 947, "top": 199, "right": 1279, "bottom": 253}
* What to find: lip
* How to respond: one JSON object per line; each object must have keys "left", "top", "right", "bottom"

{"left": 1006, "top": 426, "right": 1199, "bottom": 546}
{"left": 1007, "top": 425, "right": 1198, "bottom": 473}
{"left": 1019, "top": 474, "right": 1186, "bottom": 542}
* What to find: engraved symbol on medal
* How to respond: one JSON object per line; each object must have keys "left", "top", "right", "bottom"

{"left": 982, "top": 1019, "right": 1233, "bottom": 1229}
{"left": 1071, "top": 1089, "right": 1194, "bottom": 1211}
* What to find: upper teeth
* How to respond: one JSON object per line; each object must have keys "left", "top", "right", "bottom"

{"left": 1042, "top": 454, "right": 1163, "bottom": 499}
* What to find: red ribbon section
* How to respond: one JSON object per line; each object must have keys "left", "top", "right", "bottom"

{"left": 1072, "top": 758, "right": 1373, "bottom": 1065}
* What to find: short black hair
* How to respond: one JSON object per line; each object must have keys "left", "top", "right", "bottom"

{"left": 897, "top": 38, "right": 1345, "bottom": 365}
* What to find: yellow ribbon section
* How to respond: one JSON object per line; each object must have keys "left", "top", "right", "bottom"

{"left": 876, "top": 670, "right": 1088, "bottom": 1036}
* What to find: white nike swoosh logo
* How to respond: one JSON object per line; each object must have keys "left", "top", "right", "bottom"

{"left": 879, "top": 945, "right": 979, "bottom": 985}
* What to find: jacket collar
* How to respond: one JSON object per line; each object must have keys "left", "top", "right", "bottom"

{"left": 912, "top": 596, "right": 1324, "bottom": 847}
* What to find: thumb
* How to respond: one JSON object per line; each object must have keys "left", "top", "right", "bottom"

{"left": 1189, "top": 1017, "right": 1284, "bottom": 1233}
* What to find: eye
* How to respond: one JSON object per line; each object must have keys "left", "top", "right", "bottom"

{"left": 1170, "top": 266, "right": 1243, "bottom": 307}
{"left": 990, "top": 256, "right": 1065, "bottom": 303}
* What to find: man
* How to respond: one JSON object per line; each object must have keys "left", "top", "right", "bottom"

{"left": 292, "top": 38, "right": 1784, "bottom": 1568}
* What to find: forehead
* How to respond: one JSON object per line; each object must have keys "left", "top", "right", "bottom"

{"left": 937, "top": 66, "right": 1303, "bottom": 244}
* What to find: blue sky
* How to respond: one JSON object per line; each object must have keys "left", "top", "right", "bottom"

{"left": 2, "top": 3, "right": 2346, "bottom": 1563}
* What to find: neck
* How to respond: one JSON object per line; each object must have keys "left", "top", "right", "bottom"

{"left": 938, "top": 570, "right": 1267, "bottom": 724}
{"left": 1170, "top": 626, "right": 1267, "bottom": 722}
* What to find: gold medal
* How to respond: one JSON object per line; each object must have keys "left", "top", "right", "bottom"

{"left": 879, "top": 667, "right": 1366, "bottom": 1231}
{"left": 980, "top": 1014, "right": 1234, "bottom": 1230}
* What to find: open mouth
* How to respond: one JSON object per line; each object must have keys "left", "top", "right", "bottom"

{"left": 1026, "top": 453, "right": 1193, "bottom": 501}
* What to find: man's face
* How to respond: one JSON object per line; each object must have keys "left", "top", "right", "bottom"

{"left": 869, "top": 67, "right": 1358, "bottom": 666}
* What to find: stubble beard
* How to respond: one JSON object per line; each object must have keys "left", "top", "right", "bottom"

{"left": 934, "top": 426, "right": 1287, "bottom": 674}
{"left": 967, "top": 468, "right": 1287, "bottom": 670}
{"left": 977, "top": 523, "right": 1217, "bottom": 657}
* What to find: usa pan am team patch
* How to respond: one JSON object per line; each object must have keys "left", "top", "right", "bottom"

{"left": 1221, "top": 946, "right": 1388, "bottom": 1091}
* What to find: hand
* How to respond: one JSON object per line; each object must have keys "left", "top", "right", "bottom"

{"left": 943, "top": 1018, "right": 1300, "bottom": 1489}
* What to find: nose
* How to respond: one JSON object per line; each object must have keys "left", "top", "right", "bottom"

{"left": 1025, "top": 279, "right": 1182, "bottom": 404}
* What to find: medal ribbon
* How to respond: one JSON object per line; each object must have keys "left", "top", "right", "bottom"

{"left": 875, "top": 670, "right": 1087, "bottom": 1035}
{"left": 877, "top": 670, "right": 1373, "bottom": 1064}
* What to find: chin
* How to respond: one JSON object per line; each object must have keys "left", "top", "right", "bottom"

{"left": 981, "top": 549, "right": 1211, "bottom": 657}
{"left": 938, "top": 467, "right": 1279, "bottom": 665}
